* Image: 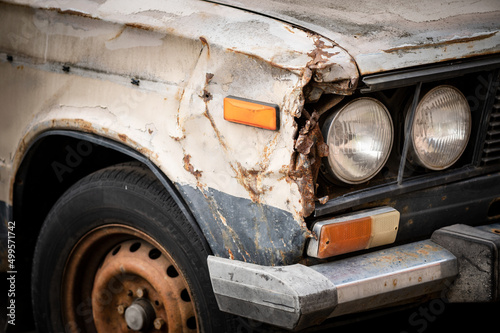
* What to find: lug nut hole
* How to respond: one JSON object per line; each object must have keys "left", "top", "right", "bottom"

{"left": 149, "top": 248, "right": 162, "bottom": 259}
{"left": 187, "top": 316, "right": 196, "bottom": 329}
{"left": 129, "top": 242, "right": 141, "bottom": 252}
{"left": 167, "top": 265, "right": 179, "bottom": 278}
{"left": 181, "top": 289, "right": 191, "bottom": 302}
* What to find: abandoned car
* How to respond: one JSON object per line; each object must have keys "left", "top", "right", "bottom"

{"left": 1, "top": 0, "right": 500, "bottom": 332}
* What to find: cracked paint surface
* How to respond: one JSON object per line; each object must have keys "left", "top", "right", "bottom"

{"left": 210, "top": 0, "right": 500, "bottom": 75}
{"left": 0, "top": 0, "right": 358, "bottom": 265}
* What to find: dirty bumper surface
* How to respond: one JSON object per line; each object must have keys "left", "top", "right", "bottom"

{"left": 208, "top": 240, "right": 458, "bottom": 331}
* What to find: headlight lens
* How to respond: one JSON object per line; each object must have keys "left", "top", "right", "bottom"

{"left": 323, "top": 98, "right": 393, "bottom": 184}
{"left": 410, "top": 85, "right": 471, "bottom": 170}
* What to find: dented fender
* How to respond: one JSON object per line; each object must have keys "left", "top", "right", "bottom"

{"left": 0, "top": 0, "right": 358, "bottom": 265}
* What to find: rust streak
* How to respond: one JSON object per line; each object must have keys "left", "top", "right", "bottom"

{"left": 203, "top": 108, "right": 228, "bottom": 151}
{"left": 171, "top": 87, "right": 187, "bottom": 142}
{"left": 107, "top": 26, "right": 126, "bottom": 42}
{"left": 283, "top": 25, "right": 295, "bottom": 34}
{"left": 384, "top": 32, "right": 498, "bottom": 53}
{"left": 125, "top": 22, "right": 155, "bottom": 32}
{"left": 259, "top": 132, "right": 280, "bottom": 171}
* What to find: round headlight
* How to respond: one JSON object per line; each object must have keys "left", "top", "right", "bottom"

{"left": 409, "top": 85, "right": 471, "bottom": 170}
{"left": 323, "top": 98, "right": 393, "bottom": 184}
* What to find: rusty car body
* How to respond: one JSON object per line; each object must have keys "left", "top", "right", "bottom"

{"left": 1, "top": 0, "right": 500, "bottom": 332}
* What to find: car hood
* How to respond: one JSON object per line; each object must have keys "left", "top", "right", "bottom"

{"left": 209, "top": 0, "right": 500, "bottom": 75}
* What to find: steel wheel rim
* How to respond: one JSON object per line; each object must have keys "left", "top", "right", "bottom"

{"left": 62, "top": 224, "right": 198, "bottom": 332}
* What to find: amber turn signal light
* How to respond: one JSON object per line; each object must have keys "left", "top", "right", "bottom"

{"left": 224, "top": 96, "right": 279, "bottom": 131}
{"left": 307, "top": 207, "right": 400, "bottom": 259}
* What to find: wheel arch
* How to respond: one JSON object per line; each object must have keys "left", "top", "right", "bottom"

{"left": 14, "top": 129, "right": 211, "bottom": 253}
{"left": 11, "top": 130, "right": 213, "bottom": 327}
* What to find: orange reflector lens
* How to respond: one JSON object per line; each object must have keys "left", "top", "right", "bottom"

{"left": 308, "top": 207, "right": 400, "bottom": 259}
{"left": 318, "top": 217, "right": 371, "bottom": 258}
{"left": 224, "top": 96, "right": 279, "bottom": 130}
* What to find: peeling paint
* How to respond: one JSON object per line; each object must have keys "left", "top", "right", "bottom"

{"left": 0, "top": 0, "right": 360, "bottom": 265}
{"left": 208, "top": 0, "right": 500, "bottom": 75}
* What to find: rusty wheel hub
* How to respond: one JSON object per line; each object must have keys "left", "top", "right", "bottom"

{"left": 124, "top": 298, "right": 156, "bottom": 330}
{"left": 62, "top": 226, "right": 198, "bottom": 332}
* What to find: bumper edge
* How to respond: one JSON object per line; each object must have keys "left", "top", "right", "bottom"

{"left": 207, "top": 256, "right": 337, "bottom": 331}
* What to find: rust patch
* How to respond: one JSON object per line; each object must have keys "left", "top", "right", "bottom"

{"left": 307, "top": 38, "right": 338, "bottom": 71}
{"left": 201, "top": 89, "right": 213, "bottom": 102}
{"left": 201, "top": 73, "right": 214, "bottom": 102}
{"left": 199, "top": 36, "right": 208, "bottom": 46}
{"left": 230, "top": 162, "right": 267, "bottom": 203}
{"left": 417, "top": 248, "right": 429, "bottom": 256}
{"left": 317, "top": 196, "right": 329, "bottom": 205}
{"left": 199, "top": 36, "right": 210, "bottom": 57}
{"left": 289, "top": 110, "right": 328, "bottom": 217}
{"left": 118, "top": 133, "right": 127, "bottom": 142}
{"left": 286, "top": 37, "right": 358, "bottom": 216}
{"left": 183, "top": 154, "right": 203, "bottom": 180}
{"left": 303, "top": 37, "right": 358, "bottom": 101}
{"left": 205, "top": 73, "right": 214, "bottom": 85}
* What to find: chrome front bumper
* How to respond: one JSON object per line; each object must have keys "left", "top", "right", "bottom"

{"left": 208, "top": 240, "right": 457, "bottom": 330}
{"left": 209, "top": 223, "right": 500, "bottom": 330}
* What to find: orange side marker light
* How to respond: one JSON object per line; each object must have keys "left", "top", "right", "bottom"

{"left": 224, "top": 96, "right": 279, "bottom": 131}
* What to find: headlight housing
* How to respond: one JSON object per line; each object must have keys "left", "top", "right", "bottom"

{"left": 323, "top": 98, "right": 393, "bottom": 184}
{"left": 409, "top": 85, "right": 471, "bottom": 170}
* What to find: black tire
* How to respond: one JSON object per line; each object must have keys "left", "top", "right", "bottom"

{"left": 31, "top": 163, "right": 230, "bottom": 332}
